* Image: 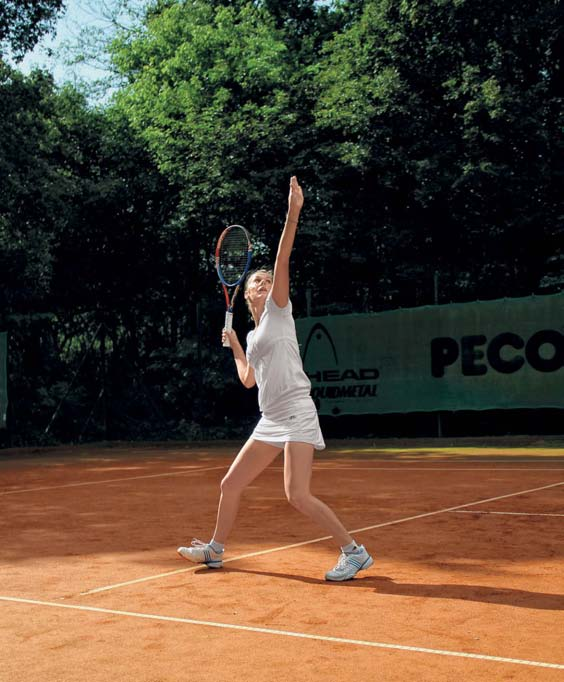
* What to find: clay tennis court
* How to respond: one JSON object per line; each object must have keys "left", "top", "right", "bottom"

{"left": 1, "top": 438, "right": 563, "bottom": 681}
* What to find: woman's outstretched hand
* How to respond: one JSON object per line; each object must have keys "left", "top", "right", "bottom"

{"left": 288, "top": 176, "right": 304, "bottom": 215}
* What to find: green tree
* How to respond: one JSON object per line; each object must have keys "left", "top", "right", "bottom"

{"left": 315, "top": 0, "right": 564, "bottom": 306}
{"left": 113, "top": 1, "right": 293, "bottom": 209}
{"left": 0, "top": 62, "right": 180, "bottom": 443}
{"left": 111, "top": 0, "right": 300, "bottom": 335}
{"left": 110, "top": 0, "right": 362, "bottom": 317}
{"left": 0, "top": 0, "right": 65, "bottom": 60}
{"left": 0, "top": 64, "right": 62, "bottom": 311}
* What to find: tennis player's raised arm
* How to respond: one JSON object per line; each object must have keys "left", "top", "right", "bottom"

{"left": 223, "top": 329, "right": 256, "bottom": 388}
{"left": 272, "top": 176, "right": 303, "bottom": 308}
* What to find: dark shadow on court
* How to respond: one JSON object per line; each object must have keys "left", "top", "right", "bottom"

{"left": 200, "top": 567, "right": 564, "bottom": 611}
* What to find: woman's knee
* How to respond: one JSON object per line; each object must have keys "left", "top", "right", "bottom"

{"left": 220, "top": 474, "right": 243, "bottom": 497}
{"left": 285, "top": 486, "right": 312, "bottom": 511}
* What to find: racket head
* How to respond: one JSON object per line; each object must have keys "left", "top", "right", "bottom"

{"left": 215, "top": 225, "right": 253, "bottom": 288}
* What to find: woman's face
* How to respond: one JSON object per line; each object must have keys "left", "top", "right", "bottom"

{"left": 245, "top": 271, "right": 273, "bottom": 305}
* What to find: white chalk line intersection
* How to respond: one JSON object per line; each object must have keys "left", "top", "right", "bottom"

{"left": 80, "top": 480, "right": 564, "bottom": 595}
{"left": 0, "top": 465, "right": 226, "bottom": 496}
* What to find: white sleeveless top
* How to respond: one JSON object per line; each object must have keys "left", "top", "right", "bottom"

{"left": 246, "top": 294, "right": 312, "bottom": 417}
{"left": 246, "top": 294, "right": 325, "bottom": 450}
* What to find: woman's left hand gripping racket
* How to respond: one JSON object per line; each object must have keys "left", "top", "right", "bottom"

{"left": 215, "top": 225, "right": 253, "bottom": 347}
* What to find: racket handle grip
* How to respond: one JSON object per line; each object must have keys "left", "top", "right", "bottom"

{"left": 223, "top": 311, "right": 233, "bottom": 347}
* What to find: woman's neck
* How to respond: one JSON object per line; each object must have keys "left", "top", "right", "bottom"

{"left": 251, "top": 300, "right": 266, "bottom": 327}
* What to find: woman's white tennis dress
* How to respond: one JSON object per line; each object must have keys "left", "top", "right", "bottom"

{"left": 246, "top": 294, "right": 325, "bottom": 450}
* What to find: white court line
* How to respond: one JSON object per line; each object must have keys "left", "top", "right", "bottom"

{"left": 80, "top": 479, "right": 564, "bottom": 595}
{"left": 324, "top": 458, "right": 564, "bottom": 462}
{"left": 0, "top": 466, "right": 226, "bottom": 496}
{"left": 447, "top": 510, "right": 564, "bottom": 518}
{"left": 273, "top": 467, "right": 564, "bottom": 471}
{"left": 322, "top": 460, "right": 564, "bottom": 464}
{"left": 5, "top": 464, "right": 561, "bottom": 497}
{"left": 1, "top": 596, "right": 562, "bottom": 670}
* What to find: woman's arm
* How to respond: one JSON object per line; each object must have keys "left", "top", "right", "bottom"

{"left": 224, "top": 329, "right": 256, "bottom": 388}
{"left": 271, "top": 176, "right": 304, "bottom": 308}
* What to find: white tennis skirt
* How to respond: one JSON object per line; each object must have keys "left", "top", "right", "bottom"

{"left": 250, "top": 398, "right": 325, "bottom": 451}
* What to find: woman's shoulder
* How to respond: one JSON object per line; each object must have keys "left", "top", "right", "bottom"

{"left": 266, "top": 293, "right": 293, "bottom": 316}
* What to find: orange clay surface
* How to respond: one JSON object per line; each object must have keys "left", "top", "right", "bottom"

{"left": 1, "top": 437, "right": 564, "bottom": 682}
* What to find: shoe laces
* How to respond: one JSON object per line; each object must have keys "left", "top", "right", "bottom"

{"left": 191, "top": 538, "right": 207, "bottom": 548}
{"left": 334, "top": 552, "right": 350, "bottom": 571}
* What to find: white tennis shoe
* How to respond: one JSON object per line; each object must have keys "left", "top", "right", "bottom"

{"left": 325, "top": 545, "right": 373, "bottom": 581}
{"left": 177, "top": 539, "right": 224, "bottom": 568}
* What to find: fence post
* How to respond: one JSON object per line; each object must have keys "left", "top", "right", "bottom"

{"left": 100, "top": 324, "right": 108, "bottom": 440}
{"left": 434, "top": 271, "right": 443, "bottom": 438}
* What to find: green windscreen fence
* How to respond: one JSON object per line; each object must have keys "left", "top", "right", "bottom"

{"left": 0, "top": 332, "right": 6, "bottom": 428}
{"left": 295, "top": 292, "right": 564, "bottom": 416}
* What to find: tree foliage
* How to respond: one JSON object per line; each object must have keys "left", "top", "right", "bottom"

{"left": 1, "top": 0, "right": 563, "bottom": 445}
{"left": 113, "top": 2, "right": 294, "bottom": 214}
{"left": 0, "top": 0, "right": 65, "bottom": 60}
{"left": 314, "top": 0, "right": 564, "bottom": 305}
{"left": 0, "top": 65, "right": 61, "bottom": 310}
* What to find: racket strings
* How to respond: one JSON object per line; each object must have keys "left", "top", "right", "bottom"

{"left": 218, "top": 229, "right": 250, "bottom": 285}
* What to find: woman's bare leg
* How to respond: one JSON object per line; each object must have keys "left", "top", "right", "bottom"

{"left": 283, "top": 442, "right": 353, "bottom": 547}
{"left": 211, "top": 438, "right": 282, "bottom": 544}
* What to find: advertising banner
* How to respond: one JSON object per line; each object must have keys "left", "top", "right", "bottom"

{"left": 295, "top": 293, "right": 564, "bottom": 416}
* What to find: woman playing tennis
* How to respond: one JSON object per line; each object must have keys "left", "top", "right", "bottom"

{"left": 178, "top": 176, "right": 373, "bottom": 581}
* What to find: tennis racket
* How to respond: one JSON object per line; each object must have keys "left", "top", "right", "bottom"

{"left": 215, "top": 224, "right": 253, "bottom": 347}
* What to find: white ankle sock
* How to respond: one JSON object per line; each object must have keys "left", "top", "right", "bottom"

{"left": 210, "top": 540, "right": 224, "bottom": 553}
{"left": 341, "top": 541, "right": 358, "bottom": 554}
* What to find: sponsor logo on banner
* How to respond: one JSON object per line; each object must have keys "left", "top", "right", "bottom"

{"left": 301, "top": 323, "right": 379, "bottom": 415}
{"left": 431, "top": 330, "right": 564, "bottom": 377}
